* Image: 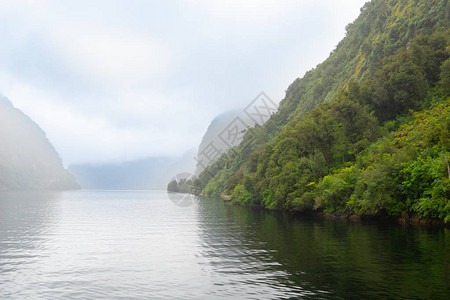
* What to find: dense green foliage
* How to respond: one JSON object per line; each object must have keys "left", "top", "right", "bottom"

{"left": 167, "top": 178, "right": 196, "bottom": 193}
{"left": 197, "top": 0, "right": 450, "bottom": 222}
{"left": 321, "top": 100, "right": 450, "bottom": 221}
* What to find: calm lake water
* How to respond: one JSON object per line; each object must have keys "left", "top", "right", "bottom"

{"left": 0, "top": 190, "right": 448, "bottom": 299}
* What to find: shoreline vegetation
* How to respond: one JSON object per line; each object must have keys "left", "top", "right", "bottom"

{"left": 204, "top": 100, "right": 450, "bottom": 225}
{"left": 192, "top": 0, "right": 450, "bottom": 223}
{"left": 202, "top": 193, "right": 450, "bottom": 227}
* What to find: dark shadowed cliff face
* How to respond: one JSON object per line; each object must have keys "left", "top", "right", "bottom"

{"left": 0, "top": 96, "right": 79, "bottom": 190}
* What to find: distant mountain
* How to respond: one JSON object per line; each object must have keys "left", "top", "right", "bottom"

{"left": 69, "top": 158, "right": 173, "bottom": 190}
{"left": 195, "top": 110, "right": 254, "bottom": 176}
{"left": 69, "top": 148, "right": 197, "bottom": 190}
{"left": 72, "top": 109, "right": 261, "bottom": 190}
{"left": 0, "top": 96, "right": 79, "bottom": 190}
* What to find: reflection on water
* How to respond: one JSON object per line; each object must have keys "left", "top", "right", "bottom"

{"left": 0, "top": 191, "right": 62, "bottom": 272}
{"left": 197, "top": 198, "right": 450, "bottom": 299}
{"left": 0, "top": 191, "right": 448, "bottom": 299}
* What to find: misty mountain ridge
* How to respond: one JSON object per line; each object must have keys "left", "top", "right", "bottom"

{"left": 0, "top": 95, "right": 79, "bottom": 190}
{"left": 195, "top": 108, "right": 266, "bottom": 176}
{"left": 69, "top": 148, "right": 197, "bottom": 190}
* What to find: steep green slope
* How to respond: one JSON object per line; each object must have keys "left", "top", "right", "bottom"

{"left": 196, "top": 0, "right": 450, "bottom": 222}
{"left": 315, "top": 100, "right": 449, "bottom": 221}
{"left": 260, "top": 0, "right": 448, "bottom": 133}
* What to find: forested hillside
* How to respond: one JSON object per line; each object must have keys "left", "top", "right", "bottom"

{"left": 196, "top": 0, "right": 450, "bottom": 222}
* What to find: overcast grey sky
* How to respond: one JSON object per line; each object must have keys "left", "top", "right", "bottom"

{"left": 0, "top": 0, "right": 367, "bottom": 166}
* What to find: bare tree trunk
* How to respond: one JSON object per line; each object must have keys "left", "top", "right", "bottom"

{"left": 445, "top": 155, "right": 450, "bottom": 180}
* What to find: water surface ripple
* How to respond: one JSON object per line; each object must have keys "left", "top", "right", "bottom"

{"left": 0, "top": 191, "right": 448, "bottom": 299}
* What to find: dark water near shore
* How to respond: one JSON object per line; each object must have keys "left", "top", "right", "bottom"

{"left": 0, "top": 190, "right": 448, "bottom": 299}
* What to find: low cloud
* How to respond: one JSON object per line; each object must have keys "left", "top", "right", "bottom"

{"left": 0, "top": 0, "right": 366, "bottom": 166}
